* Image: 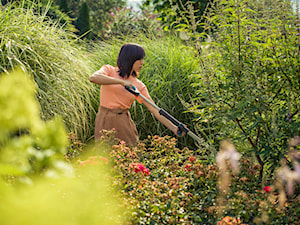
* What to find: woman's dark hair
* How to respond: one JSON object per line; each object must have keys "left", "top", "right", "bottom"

{"left": 117, "top": 43, "right": 145, "bottom": 78}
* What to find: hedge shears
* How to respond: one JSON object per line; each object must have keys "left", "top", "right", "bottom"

{"left": 125, "top": 86, "right": 202, "bottom": 144}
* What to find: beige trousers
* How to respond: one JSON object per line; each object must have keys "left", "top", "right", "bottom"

{"left": 94, "top": 106, "right": 139, "bottom": 145}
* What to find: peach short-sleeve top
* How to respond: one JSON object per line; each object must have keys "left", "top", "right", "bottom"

{"left": 97, "top": 65, "right": 151, "bottom": 109}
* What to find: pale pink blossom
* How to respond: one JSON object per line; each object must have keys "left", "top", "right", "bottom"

{"left": 277, "top": 163, "right": 300, "bottom": 196}
{"left": 216, "top": 139, "right": 241, "bottom": 173}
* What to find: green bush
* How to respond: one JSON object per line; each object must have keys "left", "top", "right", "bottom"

{"left": 185, "top": 0, "right": 300, "bottom": 177}
{"left": 0, "top": 69, "right": 69, "bottom": 177}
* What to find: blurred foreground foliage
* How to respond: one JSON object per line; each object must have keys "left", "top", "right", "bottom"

{"left": 0, "top": 69, "right": 127, "bottom": 225}
{"left": 0, "top": 69, "right": 68, "bottom": 177}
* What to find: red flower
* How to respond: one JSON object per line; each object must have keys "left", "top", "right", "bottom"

{"left": 189, "top": 156, "right": 196, "bottom": 163}
{"left": 263, "top": 186, "right": 272, "bottom": 193}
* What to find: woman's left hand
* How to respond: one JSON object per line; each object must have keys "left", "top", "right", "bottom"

{"left": 174, "top": 124, "right": 187, "bottom": 137}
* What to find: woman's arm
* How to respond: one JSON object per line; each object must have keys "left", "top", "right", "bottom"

{"left": 90, "top": 71, "right": 132, "bottom": 87}
{"left": 141, "top": 97, "right": 183, "bottom": 136}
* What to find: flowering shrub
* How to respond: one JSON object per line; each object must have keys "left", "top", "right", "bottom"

{"left": 101, "top": 6, "right": 163, "bottom": 39}
{"left": 102, "top": 131, "right": 300, "bottom": 224}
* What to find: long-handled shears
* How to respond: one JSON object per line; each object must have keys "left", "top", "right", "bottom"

{"left": 125, "top": 86, "right": 203, "bottom": 144}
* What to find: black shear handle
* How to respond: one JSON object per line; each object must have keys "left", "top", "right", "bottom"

{"left": 159, "top": 109, "right": 189, "bottom": 135}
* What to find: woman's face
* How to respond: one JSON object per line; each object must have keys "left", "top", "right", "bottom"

{"left": 131, "top": 58, "right": 144, "bottom": 76}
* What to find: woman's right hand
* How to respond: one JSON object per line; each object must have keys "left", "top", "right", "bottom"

{"left": 122, "top": 80, "right": 133, "bottom": 88}
{"left": 90, "top": 71, "right": 133, "bottom": 87}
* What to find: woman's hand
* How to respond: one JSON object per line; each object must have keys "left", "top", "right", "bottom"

{"left": 90, "top": 72, "right": 133, "bottom": 87}
{"left": 121, "top": 80, "right": 133, "bottom": 88}
{"left": 175, "top": 129, "right": 185, "bottom": 137}
{"left": 174, "top": 124, "right": 187, "bottom": 137}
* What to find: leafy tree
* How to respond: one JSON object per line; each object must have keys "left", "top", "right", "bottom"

{"left": 74, "top": 2, "right": 91, "bottom": 39}
{"left": 64, "top": 0, "right": 126, "bottom": 38}
{"left": 101, "top": 6, "right": 164, "bottom": 39}
{"left": 142, "top": 0, "right": 211, "bottom": 31}
{"left": 1, "top": 0, "right": 8, "bottom": 5}
{"left": 58, "top": 0, "right": 69, "bottom": 14}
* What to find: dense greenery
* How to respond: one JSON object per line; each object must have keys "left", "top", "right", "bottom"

{"left": 1, "top": 0, "right": 299, "bottom": 224}
{"left": 187, "top": 0, "right": 300, "bottom": 179}
{"left": 0, "top": 1, "right": 98, "bottom": 141}
{"left": 142, "top": 0, "right": 211, "bottom": 32}
{"left": 57, "top": 0, "right": 126, "bottom": 37}
{"left": 101, "top": 6, "right": 163, "bottom": 39}
{"left": 2, "top": 0, "right": 127, "bottom": 38}
{"left": 101, "top": 131, "right": 300, "bottom": 224}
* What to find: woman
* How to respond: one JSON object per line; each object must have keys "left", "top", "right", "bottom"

{"left": 90, "top": 43, "right": 182, "bottom": 145}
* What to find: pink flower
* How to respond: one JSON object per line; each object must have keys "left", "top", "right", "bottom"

{"left": 99, "top": 157, "right": 108, "bottom": 165}
{"left": 78, "top": 156, "right": 108, "bottom": 167}
{"left": 216, "top": 139, "right": 241, "bottom": 173}
{"left": 143, "top": 168, "right": 150, "bottom": 175}
{"left": 134, "top": 163, "right": 146, "bottom": 173}
{"left": 277, "top": 165, "right": 300, "bottom": 196}
{"left": 263, "top": 186, "right": 272, "bottom": 193}
{"left": 119, "top": 140, "right": 126, "bottom": 145}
